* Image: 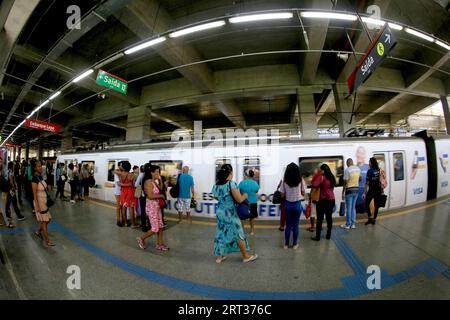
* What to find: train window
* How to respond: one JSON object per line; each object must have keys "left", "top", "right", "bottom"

{"left": 107, "top": 161, "right": 116, "bottom": 182}
{"left": 149, "top": 160, "right": 182, "bottom": 187}
{"left": 243, "top": 158, "right": 260, "bottom": 186}
{"left": 215, "top": 159, "right": 231, "bottom": 181}
{"left": 373, "top": 154, "right": 386, "bottom": 171}
{"left": 299, "top": 156, "right": 344, "bottom": 187}
{"left": 393, "top": 153, "right": 404, "bottom": 181}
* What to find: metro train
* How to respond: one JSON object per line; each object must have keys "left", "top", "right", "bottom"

{"left": 56, "top": 131, "right": 450, "bottom": 220}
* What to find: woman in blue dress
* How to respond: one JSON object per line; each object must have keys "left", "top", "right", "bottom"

{"left": 212, "top": 164, "right": 258, "bottom": 264}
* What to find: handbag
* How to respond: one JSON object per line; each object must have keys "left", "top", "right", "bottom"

{"left": 169, "top": 181, "right": 179, "bottom": 198}
{"left": 39, "top": 179, "right": 54, "bottom": 208}
{"left": 228, "top": 182, "right": 251, "bottom": 220}
{"left": 272, "top": 180, "right": 283, "bottom": 204}
{"left": 378, "top": 194, "right": 388, "bottom": 208}
{"left": 158, "top": 197, "right": 167, "bottom": 209}
{"left": 311, "top": 187, "right": 320, "bottom": 203}
{"left": 339, "top": 201, "right": 345, "bottom": 217}
{"left": 305, "top": 204, "right": 311, "bottom": 219}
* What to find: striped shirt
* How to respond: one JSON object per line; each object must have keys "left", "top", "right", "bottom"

{"left": 280, "top": 179, "right": 305, "bottom": 202}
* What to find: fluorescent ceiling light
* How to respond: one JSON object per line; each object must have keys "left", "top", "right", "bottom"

{"left": 301, "top": 11, "right": 357, "bottom": 21}
{"left": 124, "top": 37, "right": 166, "bottom": 55}
{"left": 169, "top": 20, "right": 226, "bottom": 38}
{"left": 361, "top": 17, "right": 385, "bottom": 26}
{"left": 40, "top": 100, "right": 50, "bottom": 107}
{"left": 388, "top": 22, "right": 403, "bottom": 31}
{"left": 229, "top": 12, "right": 293, "bottom": 23}
{"left": 49, "top": 91, "right": 61, "bottom": 100}
{"left": 72, "top": 69, "right": 94, "bottom": 83}
{"left": 435, "top": 39, "right": 450, "bottom": 51}
{"left": 405, "top": 28, "right": 433, "bottom": 42}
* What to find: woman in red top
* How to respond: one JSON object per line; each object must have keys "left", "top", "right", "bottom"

{"left": 119, "top": 161, "right": 139, "bottom": 228}
{"left": 311, "top": 164, "right": 336, "bottom": 241}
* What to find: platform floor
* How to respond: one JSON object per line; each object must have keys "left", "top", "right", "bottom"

{"left": 0, "top": 195, "right": 449, "bottom": 300}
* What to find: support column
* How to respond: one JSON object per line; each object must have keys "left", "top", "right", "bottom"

{"left": 441, "top": 96, "right": 450, "bottom": 135}
{"left": 333, "top": 84, "right": 355, "bottom": 137}
{"left": 126, "top": 105, "right": 152, "bottom": 142}
{"left": 61, "top": 129, "right": 73, "bottom": 151}
{"left": 18, "top": 147, "right": 21, "bottom": 162}
{"left": 297, "top": 87, "right": 318, "bottom": 139}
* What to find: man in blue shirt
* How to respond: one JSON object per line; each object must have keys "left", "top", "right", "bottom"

{"left": 238, "top": 170, "right": 260, "bottom": 235}
{"left": 177, "top": 166, "right": 195, "bottom": 223}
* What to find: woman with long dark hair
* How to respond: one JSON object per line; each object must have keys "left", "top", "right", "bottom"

{"left": 280, "top": 163, "right": 305, "bottom": 249}
{"left": 311, "top": 164, "right": 336, "bottom": 241}
{"left": 136, "top": 165, "right": 168, "bottom": 251}
{"left": 364, "top": 157, "right": 382, "bottom": 225}
{"left": 212, "top": 164, "right": 257, "bottom": 263}
{"left": 32, "top": 160, "right": 54, "bottom": 246}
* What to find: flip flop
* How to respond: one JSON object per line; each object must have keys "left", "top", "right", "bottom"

{"left": 215, "top": 256, "right": 227, "bottom": 264}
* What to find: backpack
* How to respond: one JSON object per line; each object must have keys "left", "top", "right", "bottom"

{"left": 380, "top": 169, "right": 388, "bottom": 190}
{"left": 169, "top": 179, "right": 180, "bottom": 198}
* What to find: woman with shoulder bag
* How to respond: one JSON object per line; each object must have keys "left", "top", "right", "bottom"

{"left": 32, "top": 160, "right": 55, "bottom": 247}
{"left": 280, "top": 163, "right": 305, "bottom": 250}
{"left": 308, "top": 168, "right": 322, "bottom": 232}
{"left": 211, "top": 164, "right": 257, "bottom": 264}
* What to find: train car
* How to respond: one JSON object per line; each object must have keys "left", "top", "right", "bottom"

{"left": 57, "top": 135, "right": 450, "bottom": 220}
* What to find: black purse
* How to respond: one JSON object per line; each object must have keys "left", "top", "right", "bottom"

{"left": 39, "top": 179, "right": 54, "bottom": 208}
{"left": 272, "top": 180, "right": 283, "bottom": 204}
{"left": 378, "top": 194, "right": 388, "bottom": 208}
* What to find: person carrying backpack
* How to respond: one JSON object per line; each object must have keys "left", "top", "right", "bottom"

{"left": 363, "top": 157, "right": 386, "bottom": 225}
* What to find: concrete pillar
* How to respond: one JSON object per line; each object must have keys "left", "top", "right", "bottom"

{"left": 441, "top": 96, "right": 450, "bottom": 135}
{"left": 61, "top": 129, "right": 73, "bottom": 151}
{"left": 126, "top": 105, "right": 152, "bottom": 142}
{"left": 333, "top": 84, "right": 354, "bottom": 137}
{"left": 297, "top": 87, "right": 318, "bottom": 139}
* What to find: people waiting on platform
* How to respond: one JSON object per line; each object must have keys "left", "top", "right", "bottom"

{"left": 32, "top": 160, "right": 55, "bottom": 247}
{"left": 311, "top": 164, "right": 336, "bottom": 241}
{"left": 238, "top": 169, "right": 260, "bottom": 235}
{"left": 119, "top": 161, "right": 139, "bottom": 228}
{"left": 136, "top": 165, "right": 169, "bottom": 251}
{"left": 211, "top": 164, "right": 257, "bottom": 264}
{"left": 280, "top": 163, "right": 305, "bottom": 250}
{"left": 364, "top": 157, "right": 384, "bottom": 225}
{"left": 176, "top": 166, "right": 195, "bottom": 223}
{"left": 341, "top": 158, "right": 361, "bottom": 230}
{"left": 5, "top": 161, "right": 26, "bottom": 224}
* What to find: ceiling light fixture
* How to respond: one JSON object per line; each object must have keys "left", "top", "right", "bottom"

{"left": 169, "top": 20, "right": 226, "bottom": 38}
{"left": 300, "top": 11, "right": 357, "bottom": 21}
{"left": 72, "top": 69, "right": 94, "bottom": 83}
{"left": 405, "top": 27, "right": 433, "bottom": 42}
{"left": 49, "top": 91, "right": 61, "bottom": 100}
{"left": 124, "top": 37, "right": 166, "bottom": 55}
{"left": 229, "top": 12, "right": 293, "bottom": 23}
{"left": 388, "top": 22, "right": 403, "bottom": 31}
{"left": 435, "top": 39, "right": 450, "bottom": 51}
{"left": 361, "top": 17, "right": 385, "bottom": 27}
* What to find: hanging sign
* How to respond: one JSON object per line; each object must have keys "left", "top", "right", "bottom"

{"left": 25, "top": 119, "right": 61, "bottom": 133}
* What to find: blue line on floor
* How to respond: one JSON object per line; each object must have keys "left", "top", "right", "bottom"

{"left": 49, "top": 221, "right": 450, "bottom": 300}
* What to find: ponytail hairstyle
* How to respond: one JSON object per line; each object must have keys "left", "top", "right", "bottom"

{"left": 320, "top": 163, "right": 336, "bottom": 188}
{"left": 216, "top": 164, "right": 232, "bottom": 185}
{"left": 369, "top": 157, "right": 380, "bottom": 171}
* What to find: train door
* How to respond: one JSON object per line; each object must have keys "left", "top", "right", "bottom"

{"left": 373, "top": 151, "right": 406, "bottom": 209}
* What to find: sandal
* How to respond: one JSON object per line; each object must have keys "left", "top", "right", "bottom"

{"left": 35, "top": 231, "right": 43, "bottom": 240}
{"left": 156, "top": 245, "right": 169, "bottom": 251}
{"left": 136, "top": 237, "right": 146, "bottom": 250}
{"left": 7, "top": 223, "right": 14, "bottom": 229}
{"left": 46, "top": 242, "right": 55, "bottom": 247}
{"left": 243, "top": 254, "right": 258, "bottom": 263}
{"left": 215, "top": 256, "right": 227, "bottom": 264}
{"left": 307, "top": 227, "right": 315, "bottom": 232}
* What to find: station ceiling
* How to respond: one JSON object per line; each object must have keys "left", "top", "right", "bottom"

{"left": 0, "top": 0, "right": 449, "bottom": 150}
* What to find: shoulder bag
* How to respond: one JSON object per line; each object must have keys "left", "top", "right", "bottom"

{"left": 272, "top": 180, "right": 283, "bottom": 204}
{"left": 229, "top": 181, "right": 251, "bottom": 220}
{"left": 38, "top": 177, "right": 54, "bottom": 208}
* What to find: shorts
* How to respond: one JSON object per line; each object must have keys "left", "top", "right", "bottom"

{"left": 248, "top": 203, "right": 258, "bottom": 219}
{"left": 177, "top": 198, "right": 191, "bottom": 213}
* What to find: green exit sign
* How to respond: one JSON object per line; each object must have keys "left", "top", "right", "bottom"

{"left": 96, "top": 70, "right": 128, "bottom": 95}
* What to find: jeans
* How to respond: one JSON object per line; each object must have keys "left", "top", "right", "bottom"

{"left": 6, "top": 192, "right": 22, "bottom": 219}
{"left": 284, "top": 200, "right": 302, "bottom": 246}
{"left": 345, "top": 189, "right": 358, "bottom": 226}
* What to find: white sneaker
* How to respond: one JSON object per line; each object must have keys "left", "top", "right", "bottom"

{"left": 292, "top": 244, "right": 299, "bottom": 250}
{"left": 351, "top": 225, "right": 356, "bottom": 229}
{"left": 340, "top": 224, "right": 350, "bottom": 230}
{"left": 70, "top": 200, "right": 75, "bottom": 204}
{"left": 283, "top": 245, "right": 288, "bottom": 250}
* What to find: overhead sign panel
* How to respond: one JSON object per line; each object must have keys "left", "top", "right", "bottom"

{"left": 96, "top": 69, "right": 128, "bottom": 95}
{"left": 348, "top": 25, "right": 397, "bottom": 94}
{"left": 25, "top": 119, "right": 61, "bottom": 133}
